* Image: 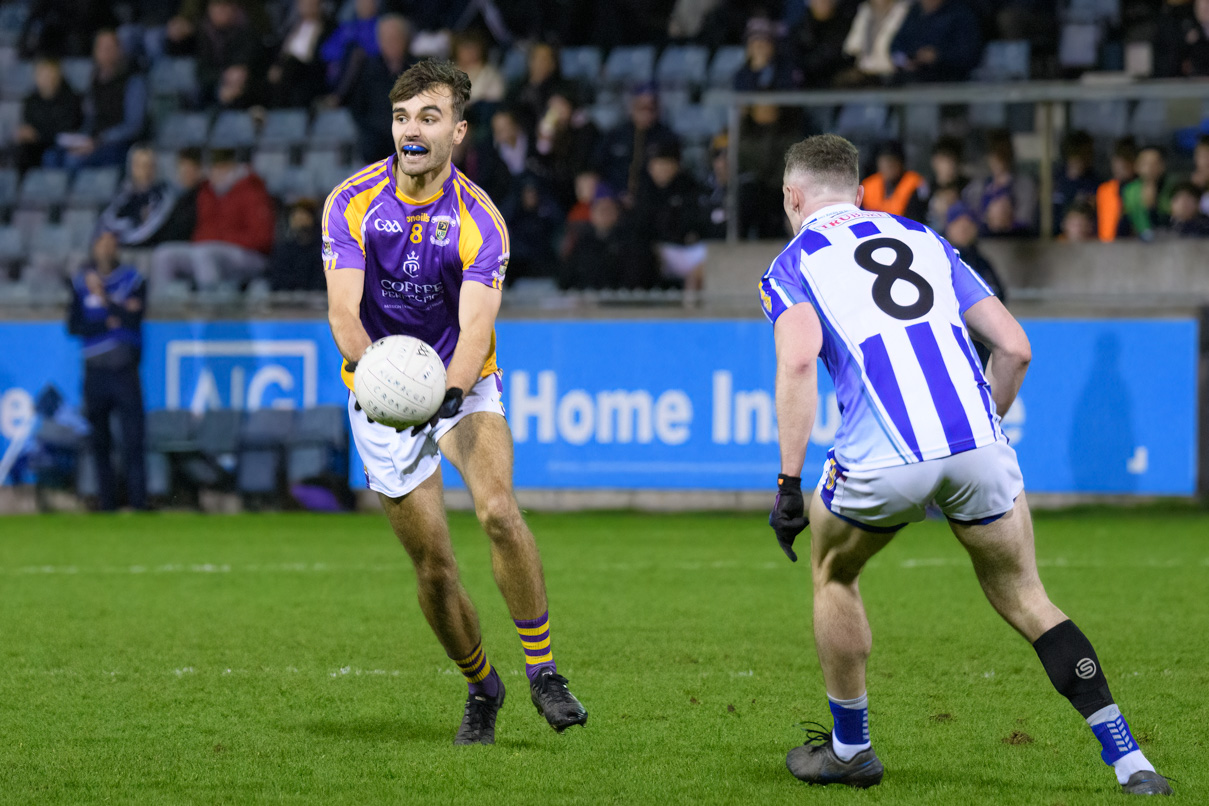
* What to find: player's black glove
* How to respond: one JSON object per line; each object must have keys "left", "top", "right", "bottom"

{"left": 769, "top": 474, "right": 808, "bottom": 562}
{"left": 348, "top": 361, "right": 410, "bottom": 432}
{"left": 410, "top": 387, "right": 465, "bottom": 436}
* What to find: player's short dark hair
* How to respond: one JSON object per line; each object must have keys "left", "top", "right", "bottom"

{"left": 388, "top": 59, "right": 472, "bottom": 122}
{"left": 784, "top": 134, "right": 859, "bottom": 192}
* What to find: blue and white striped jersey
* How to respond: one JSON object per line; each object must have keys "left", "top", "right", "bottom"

{"left": 760, "top": 203, "right": 1002, "bottom": 471}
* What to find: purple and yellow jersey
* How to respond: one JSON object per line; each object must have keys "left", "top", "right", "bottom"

{"left": 322, "top": 157, "right": 510, "bottom": 390}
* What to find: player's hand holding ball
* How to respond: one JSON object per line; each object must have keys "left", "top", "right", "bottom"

{"left": 770, "top": 474, "right": 809, "bottom": 562}
{"left": 350, "top": 335, "right": 447, "bottom": 432}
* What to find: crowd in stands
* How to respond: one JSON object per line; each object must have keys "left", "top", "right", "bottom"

{"left": 1, "top": 0, "right": 1209, "bottom": 302}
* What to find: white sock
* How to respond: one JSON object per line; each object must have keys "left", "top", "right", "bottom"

{"left": 827, "top": 692, "right": 872, "bottom": 762}
{"left": 831, "top": 735, "right": 872, "bottom": 762}
{"left": 1086, "top": 705, "right": 1155, "bottom": 785}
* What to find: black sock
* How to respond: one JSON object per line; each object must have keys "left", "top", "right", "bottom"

{"left": 1032, "top": 619, "right": 1114, "bottom": 719}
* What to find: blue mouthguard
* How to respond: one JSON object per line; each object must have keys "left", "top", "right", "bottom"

{"left": 401, "top": 144, "right": 428, "bottom": 154}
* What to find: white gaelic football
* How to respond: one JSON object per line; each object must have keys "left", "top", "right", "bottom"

{"left": 353, "top": 336, "right": 447, "bottom": 429}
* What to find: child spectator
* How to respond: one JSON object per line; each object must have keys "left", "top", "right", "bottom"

{"left": 966, "top": 131, "right": 1036, "bottom": 235}
{"left": 925, "top": 136, "right": 967, "bottom": 231}
{"left": 1096, "top": 137, "right": 1137, "bottom": 242}
{"left": 1060, "top": 201, "right": 1097, "bottom": 243}
{"left": 1052, "top": 130, "right": 1100, "bottom": 235}
{"left": 1123, "top": 146, "right": 1179, "bottom": 241}
{"left": 1167, "top": 181, "right": 1209, "bottom": 237}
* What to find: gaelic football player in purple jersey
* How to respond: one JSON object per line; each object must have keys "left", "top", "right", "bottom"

{"left": 323, "top": 59, "right": 586, "bottom": 745}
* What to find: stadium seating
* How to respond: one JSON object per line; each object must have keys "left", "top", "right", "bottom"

{"left": 834, "top": 103, "right": 894, "bottom": 140}
{"left": 975, "top": 40, "right": 1031, "bottom": 82}
{"left": 602, "top": 45, "right": 656, "bottom": 88}
{"left": 656, "top": 45, "right": 710, "bottom": 90}
{"left": 184, "top": 409, "right": 241, "bottom": 488}
{"left": 1129, "top": 98, "right": 1168, "bottom": 140}
{"left": 0, "top": 59, "right": 32, "bottom": 100}
{"left": 155, "top": 111, "right": 210, "bottom": 151}
{"left": 237, "top": 409, "right": 294, "bottom": 497}
{"left": 0, "top": 100, "right": 20, "bottom": 148}
{"left": 560, "top": 46, "right": 603, "bottom": 83}
{"left": 500, "top": 46, "right": 527, "bottom": 84}
{"left": 258, "top": 108, "right": 310, "bottom": 151}
{"left": 667, "top": 104, "right": 726, "bottom": 145}
{"left": 208, "top": 110, "right": 257, "bottom": 150}
{"left": 148, "top": 57, "right": 198, "bottom": 99}
{"left": 1070, "top": 99, "right": 1129, "bottom": 138}
{"left": 67, "top": 167, "right": 120, "bottom": 209}
{"left": 0, "top": 166, "right": 17, "bottom": 209}
{"left": 0, "top": 225, "right": 22, "bottom": 271}
{"left": 707, "top": 46, "right": 746, "bottom": 89}
{"left": 287, "top": 406, "right": 348, "bottom": 484}
{"left": 17, "top": 168, "right": 70, "bottom": 208}
{"left": 309, "top": 108, "right": 358, "bottom": 149}
{"left": 60, "top": 208, "right": 98, "bottom": 249}
{"left": 61, "top": 57, "right": 93, "bottom": 93}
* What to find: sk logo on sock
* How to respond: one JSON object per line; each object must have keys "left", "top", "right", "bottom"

{"left": 1075, "top": 658, "right": 1097, "bottom": 679}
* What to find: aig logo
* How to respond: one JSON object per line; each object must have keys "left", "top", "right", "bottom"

{"left": 374, "top": 219, "right": 405, "bottom": 233}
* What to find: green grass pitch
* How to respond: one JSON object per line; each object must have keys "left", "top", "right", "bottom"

{"left": 1, "top": 507, "right": 1206, "bottom": 805}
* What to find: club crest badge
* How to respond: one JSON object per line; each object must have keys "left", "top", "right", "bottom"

{"left": 321, "top": 236, "right": 336, "bottom": 261}
{"left": 429, "top": 215, "right": 455, "bottom": 246}
{"left": 403, "top": 250, "right": 421, "bottom": 277}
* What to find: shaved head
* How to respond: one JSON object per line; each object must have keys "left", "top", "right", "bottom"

{"left": 783, "top": 134, "right": 860, "bottom": 196}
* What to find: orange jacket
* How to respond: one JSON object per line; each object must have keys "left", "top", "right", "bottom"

{"left": 1096, "top": 179, "right": 1123, "bottom": 242}
{"left": 861, "top": 171, "right": 924, "bottom": 217}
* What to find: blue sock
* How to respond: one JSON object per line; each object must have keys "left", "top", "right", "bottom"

{"left": 828, "top": 692, "right": 871, "bottom": 757}
{"left": 1090, "top": 706, "right": 1138, "bottom": 765}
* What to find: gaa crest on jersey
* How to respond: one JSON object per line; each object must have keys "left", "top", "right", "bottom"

{"left": 321, "top": 236, "right": 336, "bottom": 261}
{"left": 402, "top": 250, "right": 421, "bottom": 277}
{"left": 429, "top": 215, "right": 455, "bottom": 246}
{"left": 760, "top": 283, "right": 773, "bottom": 314}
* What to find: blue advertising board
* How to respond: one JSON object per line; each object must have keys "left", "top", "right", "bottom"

{"left": 0, "top": 318, "right": 1198, "bottom": 494}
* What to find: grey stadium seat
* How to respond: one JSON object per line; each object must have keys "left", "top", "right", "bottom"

{"left": 68, "top": 167, "right": 120, "bottom": 208}
{"left": 146, "top": 409, "right": 198, "bottom": 453}
{"left": 708, "top": 46, "right": 747, "bottom": 89}
{"left": 157, "top": 111, "right": 210, "bottom": 150}
{"left": 500, "top": 47, "right": 527, "bottom": 84}
{"left": 560, "top": 46, "right": 602, "bottom": 83}
{"left": 668, "top": 104, "right": 726, "bottom": 145}
{"left": 208, "top": 110, "right": 257, "bottom": 149}
{"left": 1070, "top": 99, "right": 1128, "bottom": 138}
{"left": 602, "top": 45, "right": 656, "bottom": 87}
{"left": 259, "top": 108, "right": 310, "bottom": 150}
{"left": 656, "top": 45, "right": 709, "bottom": 90}
{"left": 310, "top": 108, "right": 357, "bottom": 148}
{"left": 0, "top": 59, "right": 32, "bottom": 100}
{"left": 61, "top": 57, "right": 93, "bottom": 92}
{"left": 0, "top": 166, "right": 17, "bottom": 207}
{"left": 975, "top": 40, "right": 1030, "bottom": 82}
{"left": 18, "top": 168, "right": 70, "bottom": 208}
{"left": 61, "top": 208, "right": 98, "bottom": 249}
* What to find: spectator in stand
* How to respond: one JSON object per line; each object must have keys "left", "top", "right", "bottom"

{"left": 159, "top": 148, "right": 204, "bottom": 243}
{"left": 196, "top": 0, "right": 263, "bottom": 108}
{"left": 1059, "top": 201, "right": 1097, "bottom": 242}
{"left": 98, "top": 145, "right": 182, "bottom": 247}
{"left": 1096, "top": 137, "right": 1137, "bottom": 242}
{"left": 268, "top": 199, "right": 326, "bottom": 290}
{"left": 491, "top": 106, "right": 535, "bottom": 181}
{"left": 837, "top": 0, "right": 910, "bottom": 86}
{"left": 924, "top": 135, "right": 967, "bottom": 231}
{"left": 149, "top": 148, "right": 275, "bottom": 292}
{"left": 67, "top": 228, "right": 147, "bottom": 511}
{"left": 1052, "top": 130, "right": 1100, "bottom": 236}
{"left": 14, "top": 57, "right": 82, "bottom": 174}
{"left": 1167, "top": 181, "right": 1209, "bottom": 236}
{"left": 1123, "top": 146, "right": 1178, "bottom": 241}
{"left": 453, "top": 119, "right": 510, "bottom": 203}
{"left": 534, "top": 88, "right": 600, "bottom": 212}
{"left": 966, "top": 131, "right": 1036, "bottom": 236}
{"left": 860, "top": 140, "right": 927, "bottom": 221}
{"left": 41, "top": 29, "right": 146, "bottom": 171}
{"left": 505, "top": 42, "right": 567, "bottom": 135}
{"left": 738, "top": 103, "right": 803, "bottom": 238}
{"left": 453, "top": 30, "right": 505, "bottom": 114}
{"left": 592, "top": 86, "right": 679, "bottom": 202}
{"left": 1177, "top": 0, "right": 1209, "bottom": 76}
{"left": 266, "top": 0, "right": 332, "bottom": 109}
{"left": 339, "top": 14, "right": 415, "bottom": 164}
{"left": 668, "top": 0, "right": 724, "bottom": 41}
{"left": 319, "top": 0, "right": 380, "bottom": 88}
{"left": 559, "top": 171, "right": 602, "bottom": 260}
{"left": 789, "top": 0, "right": 857, "bottom": 88}
{"left": 890, "top": 0, "right": 982, "bottom": 83}
{"left": 18, "top": 0, "right": 117, "bottom": 59}
{"left": 943, "top": 201, "right": 1003, "bottom": 366}
{"left": 1188, "top": 134, "right": 1209, "bottom": 211}
{"left": 560, "top": 189, "right": 654, "bottom": 290}
{"left": 733, "top": 17, "right": 796, "bottom": 91}
{"left": 501, "top": 175, "right": 561, "bottom": 282}
{"left": 163, "top": 0, "right": 271, "bottom": 57}
{"left": 632, "top": 140, "right": 710, "bottom": 294}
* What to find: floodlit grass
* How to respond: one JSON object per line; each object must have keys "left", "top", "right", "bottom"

{"left": 0, "top": 507, "right": 1205, "bottom": 804}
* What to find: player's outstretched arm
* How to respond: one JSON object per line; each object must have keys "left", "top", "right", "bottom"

{"left": 325, "top": 268, "right": 372, "bottom": 366}
{"left": 774, "top": 302, "right": 823, "bottom": 478}
{"left": 963, "top": 295, "right": 1031, "bottom": 417}
{"left": 446, "top": 280, "right": 502, "bottom": 393}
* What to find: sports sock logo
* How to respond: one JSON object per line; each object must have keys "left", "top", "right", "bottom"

{"left": 1075, "top": 658, "right": 1097, "bottom": 679}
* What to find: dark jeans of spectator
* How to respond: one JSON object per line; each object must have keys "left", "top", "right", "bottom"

{"left": 84, "top": 365, "right": 146, "bottom": 511}
{"left": 42, "top": 141, "right": 131, "bottom": 172}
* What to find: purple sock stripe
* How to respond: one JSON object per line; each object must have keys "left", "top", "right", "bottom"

{"left": 460, "top": 655, "right": 489, "bottom": 676}
{"left": 454, "top": 651, "right": 484, "bottom": 670}
{"left": 513, "top": 612, "right": 550, "bottom": 629}
{"left": 519, "top": 630, "right": 550, "bottom": 644}
{"left": 524, "top": 646, "right": 551, "bottom": 657}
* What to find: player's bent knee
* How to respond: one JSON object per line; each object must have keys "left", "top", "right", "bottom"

{"left": 413, "top": 553, "right": 460, "bottom": 592}
{"left": 476, "top": 494, "right": 524, "bottom": 541}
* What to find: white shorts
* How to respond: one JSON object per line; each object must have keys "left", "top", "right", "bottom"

{"left": 349, "top": 372, "right": 505, "bottom": 499}
{"left": 816, "top": 439, "right": 1024, "bottom": 533}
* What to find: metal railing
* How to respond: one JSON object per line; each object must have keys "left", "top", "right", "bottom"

{"left": 722, "top": 79, "right": 1209, "bottom": 242}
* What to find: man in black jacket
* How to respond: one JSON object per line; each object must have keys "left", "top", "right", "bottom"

{"left": 15, "top": 57, "right": 82, "bottom": 174}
